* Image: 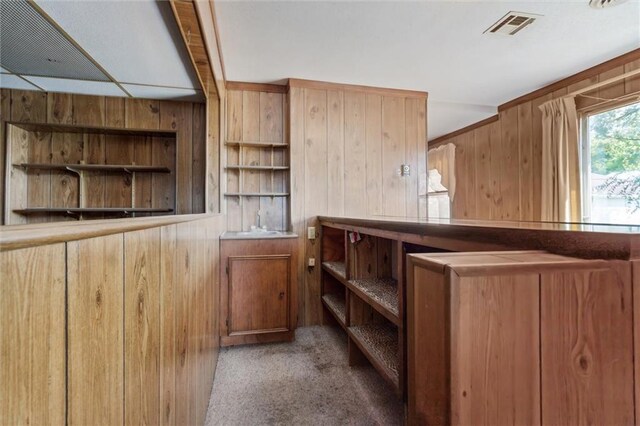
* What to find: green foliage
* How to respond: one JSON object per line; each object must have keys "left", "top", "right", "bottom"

{"left": 589, "top": 103, "right": 640, "bottom": 175}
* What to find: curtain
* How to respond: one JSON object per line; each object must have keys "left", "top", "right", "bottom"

{"left": 539, "top": 97, "right": 581, "bottom": 222}
{"left": 427, "top": 143, "right": 456, "bottom": 201}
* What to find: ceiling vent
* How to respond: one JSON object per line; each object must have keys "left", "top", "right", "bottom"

{"left": 484, "top": 12, "right": 541, "bottom": 36}
{"left": 589, "top": 0, "right": 630, "bottom": 8}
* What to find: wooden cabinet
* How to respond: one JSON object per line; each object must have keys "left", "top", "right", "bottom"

{"left": 220, "top": 236, "right": 298, "bottom": 346}
{"left": 407, "top": 251, "right": 634, "bottom": 426}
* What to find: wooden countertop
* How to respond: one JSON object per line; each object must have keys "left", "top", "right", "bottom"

{"left": 318, "top": 216, "right": 640, "bottom": 260}
{"left": 0, "top": 214, "right": 222, "bottom": 252}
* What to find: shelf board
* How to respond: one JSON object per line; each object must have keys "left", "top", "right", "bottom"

{"left": 7, "top": 121, "right": 176, "bottom": 137}
{"left": 15, "top": 163, "right": 171, "bottom": 173}
{"left": 322, "top": 261, "right": 347, "bottom": 282}
{"left": 347, "top": 278, "right": 399, "bottom": 325}
{"left": 348, "top": 323, "right": 399, "bottom": 390}
{"left": 225, "top": 141, "right": 288, "bottom": 148}
{"left": 14, "top": 207, "right": 173, "bottom": 216}
{"left": 322, "top": 293, "right": 346, "bottom": 328}
{"left": 224, "top": 193, "right": 290, "bottom": 197}
{"left": 225, "top": 166, "right": 289, "bottom": 171}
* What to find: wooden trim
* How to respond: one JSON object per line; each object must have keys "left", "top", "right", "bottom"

{"left": 428, "top": 115, "right": 499, "bottom": 145}
{"left": 498, "top": 48, "right": 640, "bottom": 112}
{"left": 226, "top": 81, "right": 288, "bottom": 94}
{"left": 0, "top": 213, "right": 222, "bottom": 252}
{"left": 209, "top": 1, "right": 227, "bottom": 84}
{"left": 287, "top": 78, "right": 428, "bottom": 99}
{"left": 169, "top": 0, "right": 218, "bottom": 98}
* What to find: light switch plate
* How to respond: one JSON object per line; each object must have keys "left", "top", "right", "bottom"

{"left": 308, "top": 226, "right": 316, "bottom": 240}
{"left": 308, "top": 257, "right": 316, "bottom": 267}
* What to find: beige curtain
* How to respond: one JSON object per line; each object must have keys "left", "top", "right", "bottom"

{"left": 427, "top": 143, "right": 456, "bottom": 201}
{"left": 539, "top": 97, "right": 581, "bottom": 222}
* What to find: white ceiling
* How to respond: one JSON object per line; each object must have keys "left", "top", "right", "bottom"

{"left": 0, "top": 0, "right": 203, "bottom": 101}
{"left": 215, "top": 0, "right": 640, "bottom": 139}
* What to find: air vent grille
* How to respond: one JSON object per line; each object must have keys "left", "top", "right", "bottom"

{"left": 0, "top": 0, "right": 109, "bottom": 81}
{"left": 589, "top": 0, "right": 630, "bottom": 8}
{"left": 485, "top": 12, "right": 541, "bottom": 36}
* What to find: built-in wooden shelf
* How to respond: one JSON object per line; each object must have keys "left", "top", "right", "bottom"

{"left": 15, "top": 163, "right": 171, "bottom": 174}
{"left": 13, "top": 207, "right": 173, "bottom": 216}
{"left": 322, "top": 261, "right": 347, "bottom": 281}
{"left": 225, "top": 165, "right": 289, "bottom": 171}
{"left": 347, "top": 278, "right": 399, "bottom": 325}
{"left": 225, "top": 141, "right": 288, "bottom": 148}
{"left": 224, "top": 192, "right": 290, "bottom": 197}
{"left": 348, "top": 323, "right": 399, "bottom": 390}
{"left": 322, "top": 293, "right": 346, "bottom": 328}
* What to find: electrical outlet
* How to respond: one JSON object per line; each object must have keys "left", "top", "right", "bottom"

{"left": 308, "top": 257, "right": 316, "bottom": 267}
{"left": 308, "top": 226, "right": 316, "bottom": 240}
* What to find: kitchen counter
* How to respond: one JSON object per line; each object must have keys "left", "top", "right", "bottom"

{"left": 318, "top": 216, "right": 640, "bottom": 260}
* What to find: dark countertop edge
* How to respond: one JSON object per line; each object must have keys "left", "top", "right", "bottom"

{"left": 318, "top": 216, "right": 639, "bottom": 261}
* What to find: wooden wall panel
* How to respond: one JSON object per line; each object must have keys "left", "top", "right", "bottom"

{"left": 124, "top": 227, "right": 161, "bottom": 425}
{"left": 160, "top": 224, "right": 178, "bottom": 426}
{"left": 365, "top": 94, "right": 383, "bottom": 216}
{"left": 451, "top": 132, "right": 475, "bottom": 219}
{"left": 343, "top": 92, "right": 366, "bottom": 217}
{"left": 67, "top": 233, "right": 124, "bottom": 425}
{"left": 327, "top": 90, "right": 345, "bottom": 217}
{"left": 432, "top": 54, "right": 640, "bottom": 222}
{"left": 0, "top": 243, "right": 66, "bottom": 425}
{"left": 288, "top": 83, "right": 427, "bottom": 326}
{"left": 2, "top": 214, "right": 225, "bottom": 425}
{"left": 1, "top": 89, "right": 213, "bottom": 224}
{"left": 473, "top": 125, "right": 493, "bottom": 220}
{"left": 382, "top": 96, "right": 406, "bottom": 217}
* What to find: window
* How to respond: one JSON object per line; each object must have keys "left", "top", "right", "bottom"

{"left": 581, "top": 101, "right": 640, "bottom": 225}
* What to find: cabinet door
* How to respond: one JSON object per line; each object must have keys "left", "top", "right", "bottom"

{"left": 228, "top": 255, "right": 290, "bottom": 335}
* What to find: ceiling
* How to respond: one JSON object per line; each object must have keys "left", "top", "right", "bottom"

{"left": 215, "top": 0, "right": 640, "bottom": 140}
{"left": 0, "top": 0, "right": 203, "bottom": 101}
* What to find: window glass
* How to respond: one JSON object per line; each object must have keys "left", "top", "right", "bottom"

{"left": 585, "top": 102, "right": 640, "bottom": 225}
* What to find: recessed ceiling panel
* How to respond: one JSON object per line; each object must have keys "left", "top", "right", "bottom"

{"left": 0, "top": 0, "right": 109, "bottom": 81}
{"left": 122, "top": 84, "right": 204, "bottom": 102}
{"left": 25, "top": 76, "right": 126, "bottom": 97}
{"left": 0, "top": 73, "right": 42, "bottom": 91}
{"left": 35, "top": 0, "right": 200, "bottom": 89}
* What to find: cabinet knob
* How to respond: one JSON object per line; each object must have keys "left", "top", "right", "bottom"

{"left": 279, "top": 292, "right": 285, "bottom": 300}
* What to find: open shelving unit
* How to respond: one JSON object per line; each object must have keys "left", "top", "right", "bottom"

{"left": 320, "top": 224, "right": 451, "bottom": 399}
{"left": 224, "top": 136, "right": 290, "bottom": 230}
{"left": 320, "top": 226, "right": 403, "bottom": 394}
{"left": 5, "top": 121, "right": 177, "bottom": 223}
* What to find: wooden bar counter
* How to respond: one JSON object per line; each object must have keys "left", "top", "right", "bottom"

{"left": 318, "top": 215, "right": 640, "bottom": 425}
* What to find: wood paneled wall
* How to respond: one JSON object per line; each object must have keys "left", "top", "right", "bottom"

{"left": 289, "top": 81, "right": 427, "bottom": 325}
{"left": 225, "top": 86, "right": 288, "bottom": 231}
{"left": 0, "top": 88, "right": 220, "bottom": 224}
{"left": 0, "top": 214, "right": 225, "bottom": 425}
{"left": 430, "top": 54, "right": 640, "bottom": 222}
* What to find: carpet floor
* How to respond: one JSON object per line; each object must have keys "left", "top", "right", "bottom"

{"left": 205, "top": 326, "right": 403, "bottom": 426}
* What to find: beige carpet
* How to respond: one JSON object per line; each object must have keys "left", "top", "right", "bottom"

{"left": 205, "top": 326, "right": 403, "bottom": 426}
